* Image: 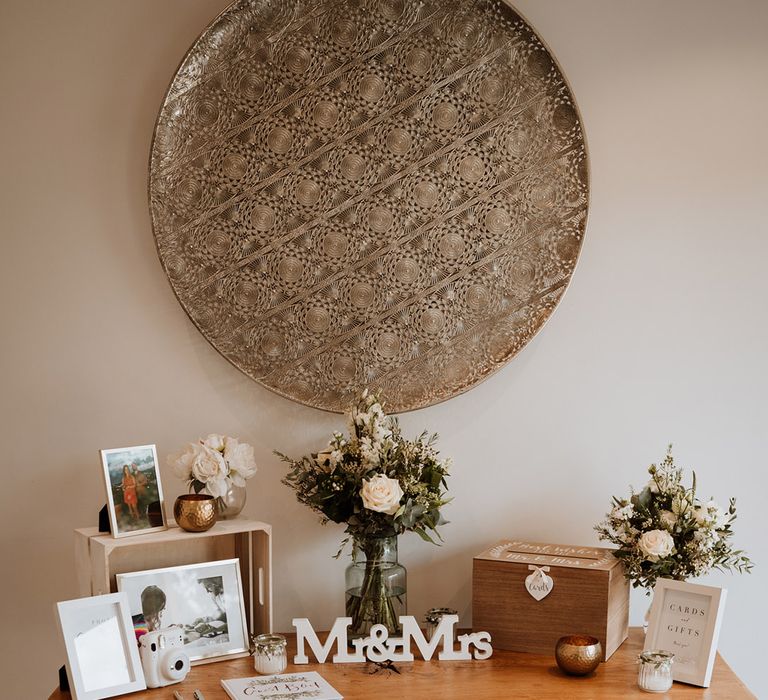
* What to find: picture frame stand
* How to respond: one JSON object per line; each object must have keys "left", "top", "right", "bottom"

{"left": 58, "top": 665, "right": 70, "bottom": 693}
{"left": 98, "top": 505, "right": 111, "bottom": 534}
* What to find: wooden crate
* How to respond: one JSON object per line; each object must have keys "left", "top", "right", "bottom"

{"left": 74, "top": 518, "right": 272, "bottom": 637}
{"left": 473, "top": 539, "right": 629, "bottom": 660}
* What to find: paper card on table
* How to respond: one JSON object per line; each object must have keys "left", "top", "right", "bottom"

{"left": 221, "top": 671, "right": 343, "bottom": 700}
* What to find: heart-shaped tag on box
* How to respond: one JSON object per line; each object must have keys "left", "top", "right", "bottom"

{"left": 525, "top": 566, "right": 554, "bottom": 601}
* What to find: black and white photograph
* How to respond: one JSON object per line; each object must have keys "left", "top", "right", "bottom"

{"left": 116, "top": 559, "right": 248, "bottom": 663}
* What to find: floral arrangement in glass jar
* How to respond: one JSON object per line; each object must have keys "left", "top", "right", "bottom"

{"left": 277, "top": 390, "right": 451, "bottom": 636}
{"left": 169, "top": 433, "right": 258, "bottom": 498}
{"left": 595, "top": 446, "right": 751, "bottom": 591}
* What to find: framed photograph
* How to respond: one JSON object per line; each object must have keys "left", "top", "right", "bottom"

{"left": 116, "top": 558, "right": 249, "bottom": 664}
{"left": 645, "top": 579, "right": 727, "bottom": 687}
{"left": 100, "top": 444, "right": 167, "bottom": 537}
{"left": 55, "top": 592, "right": 146, "bottom": 700}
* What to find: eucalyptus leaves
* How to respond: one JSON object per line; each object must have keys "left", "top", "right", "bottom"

{"left": 277, "top": 390, "right": 451, "bottom": 553}
{"left": 595, "top": 446, "right": 752, "bottom": 590}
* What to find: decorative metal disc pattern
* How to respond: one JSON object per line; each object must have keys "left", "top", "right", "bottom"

{"left": 150, "top": 0, "right": 588, "bottom": 413}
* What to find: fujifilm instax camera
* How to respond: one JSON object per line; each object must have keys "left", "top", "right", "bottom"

{"left": 139, "top": 627, "right": 190, "bottom": 688}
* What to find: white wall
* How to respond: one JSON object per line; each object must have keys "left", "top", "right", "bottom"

{"left": 1, "top": 1, "right": 766, "bottom": 697}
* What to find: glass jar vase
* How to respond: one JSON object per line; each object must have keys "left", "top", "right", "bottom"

{"left": 252, "top": 633, "right": 287, "bottom": 675}
{"left": 197, "top": 482, "right": 246, "bottom": 519}
{"left": 345, "top": 535, "right": 406, "bottom": 638}
{"left": 638, "top": 650, "right": 675, "bottom": 692}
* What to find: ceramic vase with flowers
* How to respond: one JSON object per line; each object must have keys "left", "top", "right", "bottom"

{"left": 278, "top": 390, "right": 451, "bottom": 638}
{"left": 169, "top": 433, "right": 258, "bottom": 519}
{"left": 595, "top": 445, "right": 751, "bottom": 630}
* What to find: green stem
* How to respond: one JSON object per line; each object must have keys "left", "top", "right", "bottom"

{"left": 346, "top": 537, "right": 401, "bottom": 637}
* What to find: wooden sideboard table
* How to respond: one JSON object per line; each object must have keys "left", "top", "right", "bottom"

{"left": 49, "top": 628, "right": 754, "bottom": 699}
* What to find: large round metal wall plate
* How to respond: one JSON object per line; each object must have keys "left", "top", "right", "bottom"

{"left": 150, "top": 0, "right": 588, "bottom": 413}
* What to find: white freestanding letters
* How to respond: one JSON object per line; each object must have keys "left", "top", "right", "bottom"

{"left": 398, "top": 614, "right": 470, "bottom": 661}
{"left": 293, "top": 617, "right": 365, "bottom": 663}
{"left": 459, "top": 631, "right": 493, "bottom": 659}
{"left": 292, "top": 615, "right": 492, "bottom": 664}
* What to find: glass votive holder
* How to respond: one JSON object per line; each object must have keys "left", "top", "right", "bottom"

{"left": 424, "top": 607, "right": 458, "bottom": 642}
{"left": 253, "top": 633, "right": 288, "bottom": 675}
{"left": 638, "top": 650, "right": 675, "bottom": 693}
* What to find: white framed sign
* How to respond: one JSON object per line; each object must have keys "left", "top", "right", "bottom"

{"left": 55, "top": 592, "right": 146, "bottom": 700}
{"left": 644, "top": 579, "right": 727, "bottom": 687}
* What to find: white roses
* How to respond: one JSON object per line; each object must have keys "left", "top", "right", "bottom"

{"left": 361, "top": 474, "right": 404, "bottom": 515}
{"left": 638, "top": 529, "right": 674, "bottom": 562}
{"left": 170, "top": 433, "right": 258, "bottom": 497}
{"left": 693, "top": 499, "right": 728, "bottom": 529}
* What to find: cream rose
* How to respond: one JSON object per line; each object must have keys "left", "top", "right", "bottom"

{"left": 191, "top": 445, "right": 229, "bottom": 497}
{"left": 361, "top": 474, "right": 403, "bottom": 515}
{"left": 638, "top": 529, "right": 674, "bottom": 562}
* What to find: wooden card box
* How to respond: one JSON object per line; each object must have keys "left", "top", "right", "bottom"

{"left": 473, "top": 539, "right": 629, "bottom": 660}
{"left": 74, "top": 518, "right": 272, "bottom": 637}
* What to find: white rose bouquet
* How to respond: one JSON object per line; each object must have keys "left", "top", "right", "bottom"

{"left": 595, "top": 446, "right": 751, "bottom": 591}
{"left": 277, "top": 390, "right": 451, "bottom": 636}
{"left": 169, "top": 433, "right": 258, "bottom": 498}
{"left": 278, "top": 390, "right": 451, "bottom": 548}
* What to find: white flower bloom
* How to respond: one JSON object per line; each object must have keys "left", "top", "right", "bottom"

{"left": 694, "top": 500, "right": 728, "bottom": 529}
{"left": 315, "top": 450, "right": 337, "bottom": 473}
{"left": 191, "top": 445, "right": 229, "bottom": 497}
{"left": 224, "top": 437, "right": 257, "bottom": 482}
{"left": 330, "top": 450, "right": 343, "bottom": 466}
{"left": 361, "top": 474, "right": 404, "bottom": 515}
{"left": 659, "top": 510, "right": 678, "bottom": 530}
{"left": 167, "top": 443, "right": 199, "bottom": 481}
{"left": 355, "top": 410, "right": 371, "bottom": 427}
{"left": 611, "top": 504, "right": 634, "bottom": 521}
{"left": 202, "top": 433, "right": 226, "bottom": 452}
{"left": 372, "top": 422, "right": 391, "bottom": 443}
{"left": 705, "top": 499, "right": 728, "bottom": 529}
{"left": 638, "top": 529, "right": 674, "bottom": 562}
{"left": 359, "top": 436, "right": 380, "bottom": 466}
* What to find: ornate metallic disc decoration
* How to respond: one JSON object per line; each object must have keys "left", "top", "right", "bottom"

{"left": 150, "top": 0, "right": 589, "bottom": 413}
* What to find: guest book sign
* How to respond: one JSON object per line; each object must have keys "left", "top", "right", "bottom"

{"left": 645, "top": 579, "right": 727, "bottom": 688}
{"left": 221, "top": 672, "right": 341, "bottom": 700}
{"left": 479, "top": 539, "right": 619, "bottom": 570}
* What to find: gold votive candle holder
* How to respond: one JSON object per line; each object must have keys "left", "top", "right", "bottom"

{"left": 174, "top": 493, "right": 217, "bottom": 532}
{"left": 555, "top": 635, "right": 602, "bottom": 675}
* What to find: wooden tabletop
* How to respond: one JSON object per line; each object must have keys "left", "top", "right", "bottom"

{"left": 49, "top": 628, "right": 754, "bottom": 699}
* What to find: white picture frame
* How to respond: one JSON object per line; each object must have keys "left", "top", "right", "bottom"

{"left": 116, "top": 558, "right": 249, "bottom": 664}
{"left": 55, "top": 592, "right": 146, "bottom": 700}
{"left": 100, "top": 444, "right": 167, "bottom": 538}
{"left": 644, "top": 579, "right": 727, "bottom": 687}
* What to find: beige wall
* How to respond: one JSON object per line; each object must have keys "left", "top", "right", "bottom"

{"left": 1, "top": 1, "right": 766, "bottom": 697}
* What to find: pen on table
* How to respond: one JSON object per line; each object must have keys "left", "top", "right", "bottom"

{"left": 193, "top": 691, "right": 206, "bottom": 700}
{"left": 172, "top": 691, "right": 185, "bottom": 700}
